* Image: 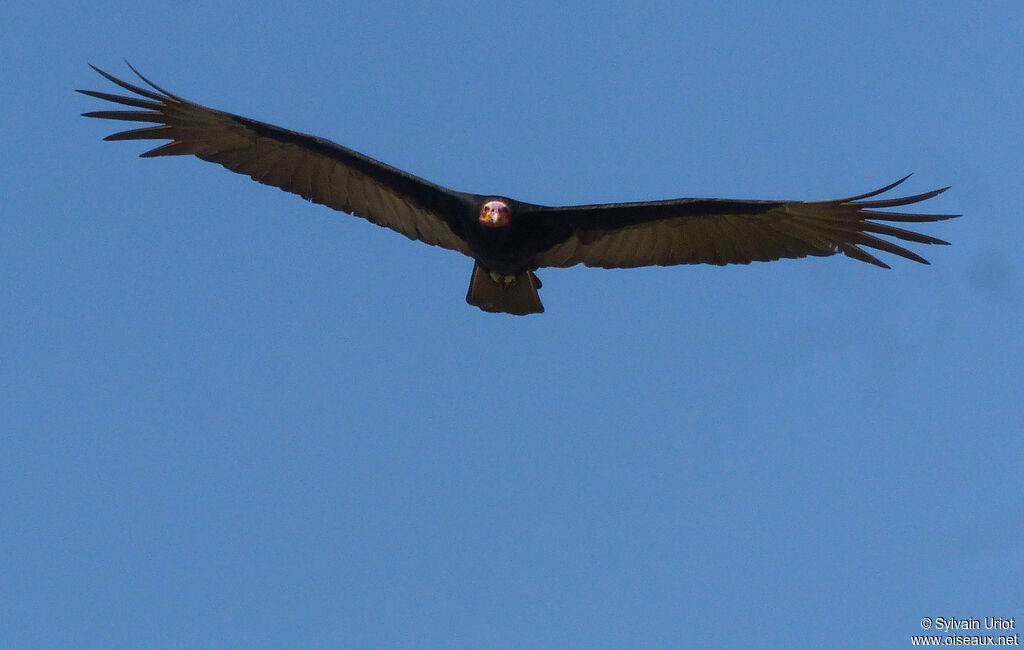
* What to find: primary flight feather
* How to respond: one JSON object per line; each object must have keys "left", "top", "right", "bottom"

{"left": 79, "top": 64, "right": 959, "bottom": 315}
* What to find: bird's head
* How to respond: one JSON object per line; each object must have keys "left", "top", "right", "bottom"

{"left": 478, "top": 200, "right": 511, "bottom": 227}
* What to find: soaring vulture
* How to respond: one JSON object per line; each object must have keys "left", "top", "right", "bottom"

{"left": 79, "top": 65, "right": 959, "bottom": 315}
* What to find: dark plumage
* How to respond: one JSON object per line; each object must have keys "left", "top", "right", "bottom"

{"left": 79, "top": 65, "right": 959, "bottom": 315}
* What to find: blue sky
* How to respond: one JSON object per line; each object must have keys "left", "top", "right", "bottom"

{"left": 2, "top": 1, "right": 1022, "bottom": 647}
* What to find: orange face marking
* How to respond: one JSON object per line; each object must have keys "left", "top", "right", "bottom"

{"left": 478, "top": 200, "right": 511, "bottom": 227}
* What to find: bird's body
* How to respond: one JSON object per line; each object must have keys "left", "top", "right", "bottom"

{"left": 79, "top": 65, "right": 959, "bottom": 315}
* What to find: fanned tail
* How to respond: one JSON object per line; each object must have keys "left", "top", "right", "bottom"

{"left": 466, "top": 263, "right": 544, "bottom": 315}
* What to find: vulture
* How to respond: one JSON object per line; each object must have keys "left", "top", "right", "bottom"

{"left": 79, "top": 64, "right": 959, "bottom": 315}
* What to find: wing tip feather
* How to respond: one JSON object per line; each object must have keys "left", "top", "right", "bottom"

{"left": 841, "top": 173, "right": 913, "bottom": 202}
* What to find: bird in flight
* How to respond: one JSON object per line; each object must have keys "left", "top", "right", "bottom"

{"left": 79, "top": 64, "right": 959, "bottom": 315}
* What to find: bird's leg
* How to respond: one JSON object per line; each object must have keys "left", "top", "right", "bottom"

{"left": 489, "top": 271, "right": 517, "bottom": 286}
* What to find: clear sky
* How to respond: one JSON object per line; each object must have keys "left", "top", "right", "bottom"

{"left": 2, "top": 1, "right": 1022, "bottom": 647}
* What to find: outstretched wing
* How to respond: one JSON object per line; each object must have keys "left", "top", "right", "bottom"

{"left": 531, "top": 176, "right": 958, "bottom": 269}
{"left": 78, "top": 65, "right": 474, "bottom": 256}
